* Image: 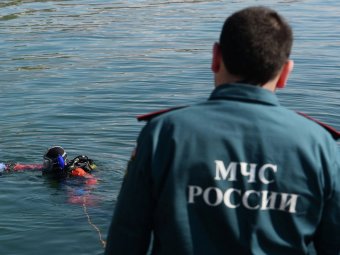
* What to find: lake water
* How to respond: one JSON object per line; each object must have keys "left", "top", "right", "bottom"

{"left": 0, "top": 0, "right": 339, "bottom": 254}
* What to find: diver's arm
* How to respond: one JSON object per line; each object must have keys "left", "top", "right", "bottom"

{"left": 13, "top": 164, "right": 44, "bottom": 171}
{"left": 0, "top": 162, "right": 43, "bottom": 172}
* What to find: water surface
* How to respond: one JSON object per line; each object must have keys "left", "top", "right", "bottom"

{"left": 0, "top": 0, "right": 339, "bottom": 254}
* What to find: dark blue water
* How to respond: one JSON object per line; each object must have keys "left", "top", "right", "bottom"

{"left": 0, "top": 0, "right": 339, "bottom": 254}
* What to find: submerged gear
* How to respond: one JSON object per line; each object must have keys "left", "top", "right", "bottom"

{"left": 70, "top": 168, "right": 87, "bottom": 177}
{"left": 67, "top": 155, "right": 96, "bottom": 173}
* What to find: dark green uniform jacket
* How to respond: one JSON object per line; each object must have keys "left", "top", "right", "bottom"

{"left": 105, "top": 83, "right": 340, "bottom": 255}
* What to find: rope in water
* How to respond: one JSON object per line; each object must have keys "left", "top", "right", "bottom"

{"left": 82, "top": 196, "right": 106, "bottom": 249}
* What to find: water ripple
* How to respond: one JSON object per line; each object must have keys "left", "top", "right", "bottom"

{"left": 0, "top": 1, "right": 339, "bottom": 254}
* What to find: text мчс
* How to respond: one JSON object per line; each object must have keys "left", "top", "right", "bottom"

{"left": 187, "top": 161, "right": 299, "bottom": 213}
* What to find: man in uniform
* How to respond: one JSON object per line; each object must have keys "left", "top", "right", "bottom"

{"left": 105, "top": 6, "right": 340, "bottom": 255}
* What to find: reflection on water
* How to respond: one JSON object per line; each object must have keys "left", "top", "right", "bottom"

{"left": 0, "top": 0, "right": 339, "bottom": 254}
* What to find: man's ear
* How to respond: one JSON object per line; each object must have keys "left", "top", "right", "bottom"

{"left": 276, "top": 60, "right": 294, "bottom": 89}
{"left": 211, "top": 42, "right": 222, "bottom": 73}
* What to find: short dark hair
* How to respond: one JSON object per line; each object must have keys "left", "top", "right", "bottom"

{"left": 219, "top": 6, "right": 293, "bottom": 85}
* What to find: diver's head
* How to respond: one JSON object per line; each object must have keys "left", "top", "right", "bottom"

{"left": 43, "top": 146, "right": 68, "bottom": 178}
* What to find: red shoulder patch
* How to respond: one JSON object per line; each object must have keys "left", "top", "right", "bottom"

{"left": 297, "top": 112, "right": 340, "bottom": 140}
{"left": 137, "top": 106, "right": 187, "bottom": 122}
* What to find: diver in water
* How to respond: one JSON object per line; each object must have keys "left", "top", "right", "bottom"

{"left": 42, "top": 146, "right": 96, "bottom": 180}
{"left": 0, "top": 146, "right": 97, "bottom": 183}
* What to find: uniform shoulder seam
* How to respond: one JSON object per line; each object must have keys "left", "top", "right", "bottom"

{"left": 137, "top": 106, "right": 188, "bottom": 122}
{"left": 297, "top": 112, "right": 340, "bottom": 140}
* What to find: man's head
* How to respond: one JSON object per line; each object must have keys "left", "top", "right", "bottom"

{"left": 43, "top": 146, "right": 68, "bottom": 178}
{"left": 212, "top": 6, "right": 293, "bottom": 89}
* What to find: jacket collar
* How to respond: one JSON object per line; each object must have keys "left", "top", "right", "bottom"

{"left": 209, "top": 83, "right": 280, "bottom": 106}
